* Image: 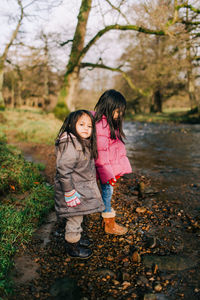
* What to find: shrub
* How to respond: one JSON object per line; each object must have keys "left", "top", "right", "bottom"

{"left": 53, "top": 102, "right": 70, "bottom": 121}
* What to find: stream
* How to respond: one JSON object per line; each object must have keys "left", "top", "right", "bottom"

{"left": 125, "top": 122, "right": 200, "bottom": 211}
{"left": 124, "top": 121, "right": 200, "bottom": 299}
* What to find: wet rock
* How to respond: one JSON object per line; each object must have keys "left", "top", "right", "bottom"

{"left": 154, "top": 283, "right": 162, "bottom": 292}
{"left": 144, "top": 187, "right": 159, "bottom": 194}
{"left": 112, "top": 280, "right": 120, "bottom": 285}
{"left": 122, "top": 281, "right": 131, "bottom": 289}
{"left": 132, "top": 251, "right": 141, "bottom": 263}
{"left": 122, "top": 272, "right": 130, "bottom": 281}
{"left": 136, "top": 206, "right": 147, "bottom": 214}
{"left": 139, "top": 181, "right": 145, "bottom": 193}
{"left": 144, "top": 294, "right": 169, "bottom": 300}
{"left": 11, "top": 255, "right": 40, "bottom": 284}
{"left": 123, "top": 245, "right": 130, "bottom": 255}
{"left": 95, "top": 268, "right": 116, "bottom": 278}
{"left": 137, "top": 275, "right": 149, "bottom": 285}
{"left": 144, "top": 294, "right": 157, "bottom": 300}
{"left": 144, "top": 236, "right": 158, "bottom": 249}
{"left": 49, "top": 277, "right": 82, "bottom": 299}
{"left": 143, "top": 254, "right": 199, "bottom": 271}
{"left": 33, "top": 212, "right": 56, "bottom": 247}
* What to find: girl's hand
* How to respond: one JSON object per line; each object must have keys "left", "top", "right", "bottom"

{"left": 107, "top": 178, "right": 117, "bottom": 186}
{"left": 64, "top": 190, "right": 81, "bottom": 207}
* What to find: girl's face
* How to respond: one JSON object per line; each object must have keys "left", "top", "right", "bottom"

{"left": 113, "top": 108, "right": 122, "bottom": 120}
{"left": 76, "top": 114, "right": 92, "bottom": 139}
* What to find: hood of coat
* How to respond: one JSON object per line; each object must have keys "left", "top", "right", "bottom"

{"left": 56, "top": 132, "right": 90, "bottom": 150}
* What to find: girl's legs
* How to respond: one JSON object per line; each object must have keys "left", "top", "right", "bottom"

{"left": 100, "top": 183, "right": 128, "bottom": 235}
{"left": 65, "top": 215, "right": 83, "bottom": 243}
{"left": 100, "top": 182, "right": 113, "bottom": 212}
{"left": 65, "top": 216, "right": 92, "bottom": 258}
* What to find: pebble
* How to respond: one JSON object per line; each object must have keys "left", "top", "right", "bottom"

{"left": 122, "top": 272, "right": 130, "bottom": 281}
{"left": 132, "top": 251, "right": 141, "bottom": 263}
{"left": 112, "top": 280, "right": 120, "bottom": 285}
{"left": 122, "top": 281, "right": 131, "bottom": 289}
{"left": 154, "top": 283, "right": 163, "bottom": 292}
{"left": 136, "top": 206, "right": 147, "bottom": 214}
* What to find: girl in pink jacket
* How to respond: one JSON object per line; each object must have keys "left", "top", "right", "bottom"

{"left": 94, "top": 89, "right": 132, "bottom": 235}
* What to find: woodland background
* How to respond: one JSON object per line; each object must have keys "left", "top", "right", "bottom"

{"left": 0, "top": 0, "right": 200, "bottom": 119}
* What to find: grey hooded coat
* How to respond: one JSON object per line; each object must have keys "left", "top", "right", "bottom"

{"left": 54, "top": 133, "right": 105, "bottom": 218}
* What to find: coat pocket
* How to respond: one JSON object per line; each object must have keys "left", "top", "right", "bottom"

{"left": 75, "top": 180, "right": 98, "bottom": 200}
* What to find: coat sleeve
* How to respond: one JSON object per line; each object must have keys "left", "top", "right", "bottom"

{"left": 56, "top": 142, "right": 78, "bottom": 192}
{"left": 95, "top": 126, "right": 115, "bottom": 184}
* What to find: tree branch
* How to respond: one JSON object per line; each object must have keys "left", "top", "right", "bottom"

{"left": 105, "top": 0, "right": 130, "bottom": 24}
{"left": 176, "top": 4, "right": 200, "bottom": 14}
{"left": 79, "top": 24, "right": 165, "bottom": 61}
{"left": 1, "top": 0, "right": 24, "bottom": 62}
{"left": 80, "top": 62, "right": 148, "bottom": 96}
{"left": 60, "top": 39, "right": 73, "bottom": 46}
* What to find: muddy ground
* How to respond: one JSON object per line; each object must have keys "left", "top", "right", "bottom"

{"left": 8, "top": 142, "right": 200, "bottom": 300}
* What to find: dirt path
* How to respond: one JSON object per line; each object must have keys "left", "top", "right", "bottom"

{"left": 8, "top": 142, "right": 200, "bottom": 300}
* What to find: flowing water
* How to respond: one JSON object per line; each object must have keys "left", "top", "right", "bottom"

{"left": 124, "top": 122, "right": 200, "bottom": 299}
{"left": 125, "top": 122, "right": 200, "bottom": 212}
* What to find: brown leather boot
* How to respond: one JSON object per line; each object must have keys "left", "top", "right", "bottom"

{"left": 102, "top": 211, "right": 128, "bottom": 235}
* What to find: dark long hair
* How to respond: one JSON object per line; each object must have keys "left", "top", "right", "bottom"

{"left": 94, "top": 89, "right": 126, "bottom": 140}
{"left": 55, "top": 110, "right": 97, "bottom": 159}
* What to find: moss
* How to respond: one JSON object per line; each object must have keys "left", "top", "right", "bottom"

{"left": 53, "top": 101, "right": 70, "bottom": 121}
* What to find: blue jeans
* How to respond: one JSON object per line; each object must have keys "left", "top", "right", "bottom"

{"left": 100, "top": 183, "right": 113, "bottom": 212}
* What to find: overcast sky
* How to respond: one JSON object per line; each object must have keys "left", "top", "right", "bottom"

{"left": 0, "top": 0, "right": 137, "bottom": 89}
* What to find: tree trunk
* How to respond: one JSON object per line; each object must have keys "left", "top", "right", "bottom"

{"left": 16, "top": 80, "right": 22, "bottom": 107}
{"left": 11, "top": 75, "right": 15, "bottom": 108}
{"left": 151, "top": 89, "right": 162, "bottom": 113}
{"left": 0, "top": 65, "right": 5, "bottom": 107}
{"left": 65, "top": 66, "right": 80, "bottom": 111}
{"left": 43, "top": 33, "right": 50, "bottom": 109}
{"left": 185, "top": 2, "right": 198, "bottom": 112}
{"left": 187, "top": 69, "right": 197, "bottom": 111}
{"left": 61, "top": 0, "right": 92, "bottom": 111}
{"left": 0, "top": 0, "right": 24, "bottom": 108}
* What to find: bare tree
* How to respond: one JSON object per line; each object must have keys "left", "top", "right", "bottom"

{"left": 0, "top": 0, "right": 23, "bottom": 108}
{"left": 180, "top": 0, "right": 200, "bottom": 111}
{"left": 60, "top": 0, "right": 199, "bottom": 112}
{"left": 113, "top": 0, "right": 190, "bottom": 113}
{"left": 0, "top": 0, "right": 63, "bottom": 108}
{"left": 60, "top": 0, "right": 169, "bottom": 111}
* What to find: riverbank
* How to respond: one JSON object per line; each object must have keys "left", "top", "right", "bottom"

{"left": 1, "top": 140, "right": 198, "bottom": 300}
{"left": 1, "top": 109, "right": 200, "bottom": 299}
{"left": 127, "top": 109, "right": 200, "bottom": 124}
{"left": 0, "top": 138, "right": 54, "bottom": 298}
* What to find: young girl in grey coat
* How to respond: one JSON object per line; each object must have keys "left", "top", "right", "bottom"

{"left": 54, "top": 110, "right": 105, "bottom": 259}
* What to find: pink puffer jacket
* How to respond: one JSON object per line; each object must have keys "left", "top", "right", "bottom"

{"left": 95, "top": 115, "right": 132, "bottom": 184}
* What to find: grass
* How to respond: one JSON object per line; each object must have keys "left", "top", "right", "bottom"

{"left": 0, "top": 135, "right": 54, "bottom": 298}
{"left": 0, "top": 109, "right": 62, "bottom": 145}
{"left": 127, "top": 108, "right": 200, "bottom": 124}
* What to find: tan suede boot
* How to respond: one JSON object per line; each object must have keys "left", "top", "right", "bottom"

{"left": 102, "top": 211, "right": 128, "bottom": 235}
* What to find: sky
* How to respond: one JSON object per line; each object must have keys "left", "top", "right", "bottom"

{"left": 0, "top": 0, "right": 199, "bottom": 91}
{"left": 0, "top": 0, "right": 136, "bottom": 89}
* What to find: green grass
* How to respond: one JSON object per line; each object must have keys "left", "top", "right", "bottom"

{"left": 0, "top": 136, "right": 54, "bottom": 297}
{"left": 0, "top": 109, "right": 62, "bottom": 145}
{"left": 0, "top": 141, "right": 43, "bottom": 194}
{"left": 127, "top": 109, "right": 200, "bottom": 124}
{"left": 163, "top": 107, "right": 191, "bottom": 113}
